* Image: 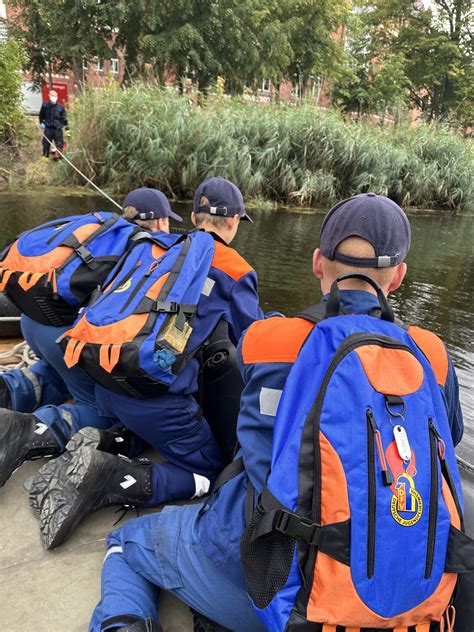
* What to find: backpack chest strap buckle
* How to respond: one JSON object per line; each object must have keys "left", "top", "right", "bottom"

{"left": 274, "top": 510, "right": 321, "bottom": 546}
{"left": 75, "top": 245, "right": 97, "bottom": 268}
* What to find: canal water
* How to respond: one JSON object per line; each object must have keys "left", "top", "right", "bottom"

{"left": 0, "top": 190, "right": 472, "bottom": 466}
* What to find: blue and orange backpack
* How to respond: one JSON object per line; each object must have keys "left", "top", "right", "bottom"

{"left": 240, "top": 275, "right": 474, "bottom": 632}
{"left": 0, "top": 212, "right": 139, "bottom": 327}
{"left": 59, "top": 230, "right": 216, "bottom": 398}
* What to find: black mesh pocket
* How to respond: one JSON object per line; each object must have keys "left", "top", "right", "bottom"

{"left": 240, "top": 503, "right": 296, "bottom": 609}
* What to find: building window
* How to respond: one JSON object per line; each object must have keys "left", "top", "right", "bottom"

{"left": 0, "top": 20, "right": 7, "bottom": 43}
{"left": 94, "top": 57, "right": 103, "bottom": 72}
{"left": 110, "top": 58, "right": 119, "bottom": 74}
{"left": 261, "top": 78, "right": 270, "bottom": 92}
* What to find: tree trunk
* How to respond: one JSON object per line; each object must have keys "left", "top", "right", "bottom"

{"left": 72, "top": 57, "right": 84, "bottom": 94}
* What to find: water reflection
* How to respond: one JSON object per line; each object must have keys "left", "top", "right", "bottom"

{"left": 0, "top": 192, "right": 472, "bottom": 464}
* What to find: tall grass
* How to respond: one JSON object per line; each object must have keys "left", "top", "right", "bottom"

{"left": 63, "top": 84, "right": 474, "bottom": 209}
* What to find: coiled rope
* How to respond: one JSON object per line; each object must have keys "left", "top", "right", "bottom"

{"left": 0, "top": 340, "right": 38, "bottom": 372}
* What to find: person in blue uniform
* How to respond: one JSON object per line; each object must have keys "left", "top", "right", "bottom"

{"left": 0, "top": 189, "right": 182, "bottom": 487}
{"left": 39, "top": 90, "right": 69, "bottom": 159}
{"left": 81, "top": 193, "right": 463, "bottom": 632}
{"left": 31, "top": 177, "right": 265, "bottom": 548}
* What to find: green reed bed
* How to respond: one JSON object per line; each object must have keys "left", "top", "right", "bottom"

{"left": 63, "top": 84, "right": 474, "bottom": 209}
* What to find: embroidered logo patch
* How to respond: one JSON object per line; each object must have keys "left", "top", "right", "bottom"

{"left": 386, "top": 441, "right": 423, "bottom": 527}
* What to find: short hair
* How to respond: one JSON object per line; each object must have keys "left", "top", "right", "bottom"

{"left": 193, "top": 195, "right": 230, "bottom": 230}
{"left": 122, "top": 205, "right": 156, "bottom": 230}
{"left": 324, "top": 236, "right": 398, "bottom": 288}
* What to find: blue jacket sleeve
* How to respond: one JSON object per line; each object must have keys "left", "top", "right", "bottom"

{"left": 442, "top": 352, "right": 464, "bottom": 446}
{"left": 236, "top": 336, "right": 292, "bottom": 492}
{"left": 227, "top": 271, "right": 264, "bottom": 347}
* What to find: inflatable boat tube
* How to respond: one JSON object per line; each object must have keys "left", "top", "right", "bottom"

{"left": 0, "top": 294, "right": 22, "bottom": 338}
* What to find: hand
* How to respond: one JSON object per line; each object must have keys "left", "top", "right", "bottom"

{"left": 65, "top": 129, "right": 71, "bottom": 138}
{"left": 40, "top": 123, "right": 46, "bottom": 129}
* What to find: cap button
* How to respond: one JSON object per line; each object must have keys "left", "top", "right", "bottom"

{"left": 367, "top": 192, "right": 376, "bottom": 197}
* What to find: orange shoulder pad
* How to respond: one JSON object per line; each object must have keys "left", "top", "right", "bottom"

{"left": 211, "top": 242, "right": 254, "bottom": 282}
{"left": 242, "top": 317, "right": 314, "bottom": 365}
{"left": 407, "top": 325, "right": 449, "bottom": 386}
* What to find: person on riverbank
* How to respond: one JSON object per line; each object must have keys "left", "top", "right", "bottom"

{"left": 0, "top": 188, "right": 183, "bottom": 487}
{"left": 39, "top": 90, "right": 69, "bottom": 159}
{"left": 30, "top": 176, "right": 264, "bottom": 548}
{"left": 80, "top": 193, "right": 465, "bottom": 632}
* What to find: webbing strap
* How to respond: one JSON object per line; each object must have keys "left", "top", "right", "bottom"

{"left": 210, "top": 456, "right": 245, "bottom": 495}
{"left": 297, "top": 302, "right": 327, "bottom": 324}
{"left": 251, "top": 507, "right": 322, "bottom": 546}
{"left": 244, "top": 480, "right": 255, "bottom": 524}
{"left": 157, "top": 236, "right": 191, "bottom": 301}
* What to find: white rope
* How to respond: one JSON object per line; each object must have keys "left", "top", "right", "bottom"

{"left": 42, "top": 132, "right": 123, "bottom": 211}
{"left": 0, "top": 341, "right": 38, "bottom": 372}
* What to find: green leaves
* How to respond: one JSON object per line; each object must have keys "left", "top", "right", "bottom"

{"left": 0, "top": 38, "right": 28, "bottom": 143}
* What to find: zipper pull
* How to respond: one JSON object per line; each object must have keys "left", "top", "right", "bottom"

{"left": 429, "top": 418, "right": 446, "bottom": 460}
{"left": 145, "top": 260, "right": 160, "bottom": 277}
{"left": 367, "top": 409, "right": 393, "bottom": 486}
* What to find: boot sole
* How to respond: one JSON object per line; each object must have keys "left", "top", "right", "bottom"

{"left": 37, "top": 446, "right": 111, "bottom": 549}
{"left": 0, "top": 414, "right": 28, "bottom": 487}
{"left": 29, "top": 428, "right": 104, "bottom": 516}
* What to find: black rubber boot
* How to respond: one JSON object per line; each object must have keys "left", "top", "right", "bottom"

{"left": 66, "top": 425, "right": 135, "bottom": 457}
{"left": 33, "top": 446, "right": 153, "bottom": 549}
{"left": 101, "top": 614, "right": 161, "bottom": 631}
{"left": 192, "top": 609, "right": 230, "bottom": 632}
{"left": 0, "top": 410, "right": 60, "bottom": 487}
{"left": 0, "top": 377, "right": 12, "bottom": 409}
{"left": 29, "top": 426, "right": 137, "bottom": 516}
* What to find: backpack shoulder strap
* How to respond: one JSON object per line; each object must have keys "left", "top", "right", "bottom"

{"left": 407, "top": 325, "right": 449, "bottom": 386}
{"left": 297, "top": 302, "right": 327, "bottom": 324}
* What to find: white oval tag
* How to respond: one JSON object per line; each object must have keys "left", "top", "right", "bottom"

{"left": 394, "top": 425, "right": 411, "bottom": 462}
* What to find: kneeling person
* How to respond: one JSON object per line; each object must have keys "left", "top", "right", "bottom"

{"left": 87, "top": 194, "right": 469, "bottom": 632}
{"left": 0, "top": 189, "right": 182, "bottom": 487}
{"left": 32, "top": 177, "right": 264, "bottom": 549}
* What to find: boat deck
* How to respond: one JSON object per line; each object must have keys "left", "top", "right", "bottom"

{"left": 0, "top": 457, "right": 193, "bottom": 631}
{"left": 0, "top": 338, "right": 473, "bottom": 632}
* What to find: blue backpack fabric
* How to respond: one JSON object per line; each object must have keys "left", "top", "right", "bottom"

{"left": 240, "top": 279, "right": 474, "bottom": 631}
{"left": 0, "top": 212, "right": 138, "bottom": 327}
{"left": 60, "top": 230, "right": 216, "bottom": 398}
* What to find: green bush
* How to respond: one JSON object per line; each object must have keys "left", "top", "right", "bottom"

{"left": 64, "top": 84, "right": 474, "bottom": 209}
{"left": 0, "top": 39, "right": 27, "bottom": 144}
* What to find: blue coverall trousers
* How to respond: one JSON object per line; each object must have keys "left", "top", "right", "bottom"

{"left": 1, "top": 315, "right": 126, "bottom": 451}
{"left": 95, "top": 386, "right": 224, "bottom": 505}
{"left": 90, "top": 505, "right": 265, "bottom": 632}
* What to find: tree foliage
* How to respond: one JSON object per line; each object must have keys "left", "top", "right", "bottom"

{"left": 333, "top": 1, "right": 473, "bottom": 123}
{"left": 0, "top": 38, "right": 27, "bottom": 142}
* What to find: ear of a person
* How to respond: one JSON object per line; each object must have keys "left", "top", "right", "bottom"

{"left": 388, "top": 262, "right": 407, "bottom": 292}
{"left": 313, "top": 248, "right": 323, "bottom": 279}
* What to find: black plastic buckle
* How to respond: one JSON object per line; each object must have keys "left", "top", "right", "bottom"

{"left": 274, "top": 510, "right": 321, "bottom": 546}
{"left": 75, "top": 245, "right": 95, "bottom": 266}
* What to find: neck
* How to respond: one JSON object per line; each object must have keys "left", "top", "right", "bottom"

{"left": 201, "top": 226, "right": 230, "bottom": 245}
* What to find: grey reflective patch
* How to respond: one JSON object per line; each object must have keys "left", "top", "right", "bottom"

{"left": 104, "top": 545, "right": 123, "bottom": 561}
{"left": 61, "top": 409, "right": 74, "bottom": 428}
{"left": 201, "top": 277, "right": 215, "bottom": 297}
{"left": 259, "top": 387, "right": 283, "bottom": 417}
{"left": 22, "top": 368, "right": 42, "bottom": 407}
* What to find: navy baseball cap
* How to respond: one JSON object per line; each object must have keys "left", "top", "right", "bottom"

{"left": 193, "top": 177, "right": 253, "bottom": 223}
{"left": 320, "top": 193, "right": 411, "bottom": 268}
{"left": 122, "top": 188, "right": 182, "bottom": 222}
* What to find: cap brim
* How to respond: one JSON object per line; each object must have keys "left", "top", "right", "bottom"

{"left": 169, "top": 209, "right": 183, "bottom": 222}
{"left": 241, "top": 212, "right": 253, "bottom": 223}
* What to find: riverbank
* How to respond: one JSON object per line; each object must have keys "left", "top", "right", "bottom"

{"left": 59, "top": 85, "right": 473, "bottom": 210}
